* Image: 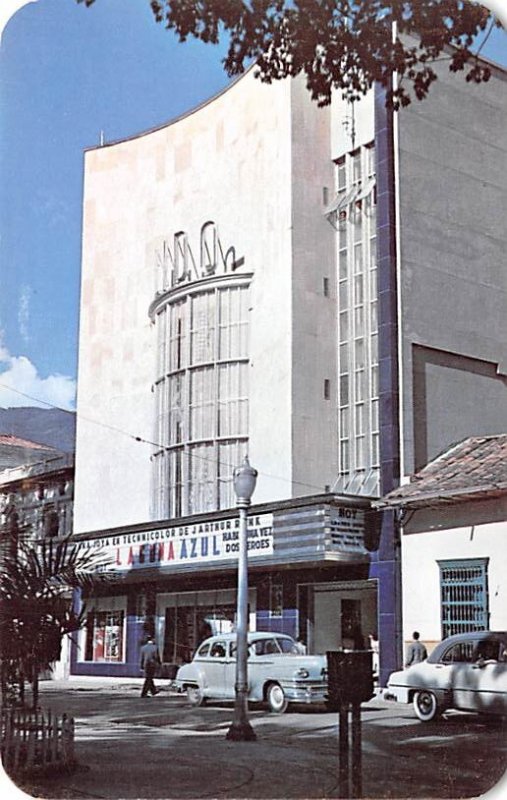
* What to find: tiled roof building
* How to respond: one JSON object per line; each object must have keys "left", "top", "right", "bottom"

{"left": 378, "top": 435, "right": 507, "bottom": 509}
{"left": 0, "top": 433, "right": 61, "bottom": 471}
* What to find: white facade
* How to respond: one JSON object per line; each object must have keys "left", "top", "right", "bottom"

{"left": 74, "top": 70, "right": 382, "bottom": 534}
{"left": 401, "top": 500, "right": 507, "bottom": 652}
{"left": 75, "top": 56, "right": 507, "bottom": 536}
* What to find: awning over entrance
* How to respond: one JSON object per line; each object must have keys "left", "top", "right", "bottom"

{"left": 73, "top": 493, "right": 374, "bottom": 582}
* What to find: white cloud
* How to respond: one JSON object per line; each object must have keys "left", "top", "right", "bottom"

{"left": 0, "top": 338, "right": 76, "bottom": 411}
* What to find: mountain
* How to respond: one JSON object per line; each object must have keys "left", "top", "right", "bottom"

{"left": 0, "top": 407, "right": 76, "bottom": 453}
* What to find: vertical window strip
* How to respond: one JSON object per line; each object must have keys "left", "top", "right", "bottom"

{"left": 336, "top": 143, "right": 378, "bottom": 479}
{"left": 190, "top": 367, "right": 215, "bottom": 440}
{"left": 218, "top": 362, "right": 249, "bottom": 438}
{"left": 191, "top": 291, "right": 215, "bottom": 365}
{"left": 157, "top": 308, "right": 167, "bottom": 376}
{"left": 218, "top": 440, "right": 246, "bottom": 510}
{"left": 188, "top": 442, "right": 216, "bottom": 514}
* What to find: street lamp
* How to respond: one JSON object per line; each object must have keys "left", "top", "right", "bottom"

{"left": 226, "top": 456, "right": 258, "bottom": 741}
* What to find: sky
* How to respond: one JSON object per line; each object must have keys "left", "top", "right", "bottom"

{"left": 0, "top": 0, "right": 232, "bottom": 410}
{"left": 0, "top": 0, "right": 506, "bottom": 411}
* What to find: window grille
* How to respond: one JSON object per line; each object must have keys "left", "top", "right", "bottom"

{"left": 438, "top": 558, "right": 489, "bottom": 639}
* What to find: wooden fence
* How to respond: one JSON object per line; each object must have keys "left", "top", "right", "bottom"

{"left": 1, "top": 705, "right": 75, "bottom": 774}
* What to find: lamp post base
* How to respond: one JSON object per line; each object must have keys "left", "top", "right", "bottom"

{"left": 226, "top": 720, "right": 257, "bottom": 741}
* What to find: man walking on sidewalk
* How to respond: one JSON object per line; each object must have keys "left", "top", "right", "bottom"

{"left": 140, "top": 637, "right": 161, "bottom": 697}
{"left": 405, "top": 631, "right": 428, "bottom": 668}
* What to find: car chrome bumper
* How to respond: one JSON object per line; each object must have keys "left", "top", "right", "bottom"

{"left": 383, "top": 686, "right": 410, "bottom": 703}
{"left": 282, "top": 683, "right": 328, "bottom": 704}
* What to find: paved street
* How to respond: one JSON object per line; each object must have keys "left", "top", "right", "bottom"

{"left": 4, "top": 679, "right": 507, "bottom": 800}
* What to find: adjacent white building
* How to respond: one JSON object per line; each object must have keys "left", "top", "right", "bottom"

{"left": 378, "top": 435, "right": 507, "bottom": 654}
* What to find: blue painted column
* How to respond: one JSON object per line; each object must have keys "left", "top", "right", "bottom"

{"left": 370, "top": 82, "right": 403, "bottom": 686}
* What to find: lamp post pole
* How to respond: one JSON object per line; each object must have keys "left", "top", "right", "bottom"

{"left": 226, "top": 456, "right": 257, "bottom": 742}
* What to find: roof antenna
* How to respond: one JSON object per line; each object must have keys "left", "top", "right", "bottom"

{"left": 99, "top": 130, "right": 105, "bottom": 147}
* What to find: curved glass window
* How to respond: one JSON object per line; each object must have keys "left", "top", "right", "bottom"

{"left": 152, "top": 282, "right": 249, "bottom": 518}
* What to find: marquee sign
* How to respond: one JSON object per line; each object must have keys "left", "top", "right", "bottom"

{"left": 79, "top": 514, "right": 274, "bottom": 573}
{"left": 329, "top": 506, "right": 367, "bottom": 554}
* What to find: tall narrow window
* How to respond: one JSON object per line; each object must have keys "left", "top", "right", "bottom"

{"left": 335, "top": 143, "right": 378, "bottom": 490}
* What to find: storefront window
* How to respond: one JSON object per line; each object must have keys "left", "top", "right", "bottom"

{"left": 163, "top": 605, "right": 235, "bottom": 664}
{"left": 84, "top": 610, "right": 125, "bottom": 662}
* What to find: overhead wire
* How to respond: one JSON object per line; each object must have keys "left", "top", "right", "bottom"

{"left": 0, "top": 381, "right": 328, "bottom": 494}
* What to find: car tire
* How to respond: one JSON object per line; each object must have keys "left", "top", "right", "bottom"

{"left": 186, "top": 685, "right": 205, "bottom": 707}
{"left": 325, "top": 699, "right": 340, "bottom": 712}
{"left": 266, "top": 682, "right": 288, "bottom": 714}
{"left": 413, "top": 690, "right": 439, "bottom": 722}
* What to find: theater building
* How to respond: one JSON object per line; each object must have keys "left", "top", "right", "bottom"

{"left": 71, "top": 495, "right": 379, "bottom": 677}
{"left": 72, "top": 55, "right": 507, "bottom": 683}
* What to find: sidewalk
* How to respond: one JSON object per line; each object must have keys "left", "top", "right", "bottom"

{"left": 3, "top": 678, "right": 506, "bottom": 800}
{"left": 6, "top": 679, "right": 343, "bottom": 799}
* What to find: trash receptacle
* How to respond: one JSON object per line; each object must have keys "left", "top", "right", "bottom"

{"left": 326, "top": 650, "right": 374, "bottom": 708}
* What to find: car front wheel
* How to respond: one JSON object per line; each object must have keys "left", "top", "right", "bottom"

{"left": 266, "top": 682, "right": 288, "bottom": 714}
{"left": 413, "top": 690, "right": 439, "bottom": 722}
{"left": 186, "top": 685, "right": 205, "bottom": 707}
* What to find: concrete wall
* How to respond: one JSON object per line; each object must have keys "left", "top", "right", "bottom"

{"left": 397, "top": 61, "right": 507, "bottom": 474}
{"left": 290, "top": 79, "right": 336, "bottom": 494}
{"left": 74, "top": 70, "right": 344, "bottom": 533}
{"left": 401, "top": 504, "right": 507, "bottom": 652}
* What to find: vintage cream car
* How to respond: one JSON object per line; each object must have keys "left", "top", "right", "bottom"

{"left": 174, "top": 632, "right": 328, "bottom": 713}
{"left": 384, "top": 631, "right": 507, "bottom": 721}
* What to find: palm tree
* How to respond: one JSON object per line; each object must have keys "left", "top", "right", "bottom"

{"left": 0, "top": 534, "right": 111, "bottom": 710}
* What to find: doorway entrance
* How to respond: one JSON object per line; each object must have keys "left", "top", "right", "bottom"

{"left": 299, "top": 579, "right": 377, "bottom": 654}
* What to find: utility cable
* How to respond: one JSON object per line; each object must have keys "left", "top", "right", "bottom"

{"left": 0, "top": 381, "right": 328, "bottom": 494}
